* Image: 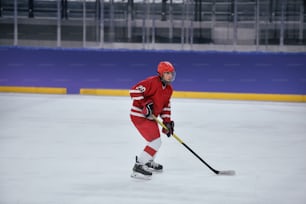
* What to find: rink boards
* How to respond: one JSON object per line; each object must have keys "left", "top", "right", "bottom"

{"left": 0, "top": 46, "right": 305, "bottom": 102}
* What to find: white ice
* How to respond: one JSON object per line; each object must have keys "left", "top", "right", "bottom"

{"left": 0, "top": 93, "right": 306, "bottom": 204}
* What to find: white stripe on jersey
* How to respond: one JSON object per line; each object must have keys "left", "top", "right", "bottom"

{"left": 130, "top": 110, "right": 154, "bottom": 120}
{"left": 130, "top": 112, "right": 145, "bottom": 118}
{"left": 131, "top": 96, "right": 144, "bottom": 100}
{"left": 161, "top": 114, "right": 171, "bottom": 119}
{"left": 162, "top": 107, "right": 171, "bottom": 111}
{"left": 129, "top": 89, "right": 142, "bottom": 93}
{"left": 131, "top": 106, "right": 142, "bottom": 111}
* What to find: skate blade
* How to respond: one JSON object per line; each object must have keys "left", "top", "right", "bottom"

{"left": 130, "top": 172, "right": 152, "bottom": 180}
{"left": 147, "top": 168, "right": 163, "bottom": 173}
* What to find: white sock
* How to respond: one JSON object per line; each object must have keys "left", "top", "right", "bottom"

{"left": 138, "top": 138, "right": 162, "bottom": 164}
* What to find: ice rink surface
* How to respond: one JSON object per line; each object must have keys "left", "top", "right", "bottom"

{"left": 0, "top": 93, "right": 306, "bottom": 204}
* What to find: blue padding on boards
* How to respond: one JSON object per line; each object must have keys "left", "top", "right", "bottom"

{"left": 0, "top": 46, "right": 305, "bottom": 94}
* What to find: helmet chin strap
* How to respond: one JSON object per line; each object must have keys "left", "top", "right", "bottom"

{"left": 160, "top": 76, "right": 171, "bottom": 86}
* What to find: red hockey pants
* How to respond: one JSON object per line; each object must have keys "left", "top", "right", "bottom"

{"left": 130, "top": 115, "right": 160, "bottom": 142}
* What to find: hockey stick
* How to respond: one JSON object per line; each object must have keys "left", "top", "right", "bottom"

{"left": 152, "top": 115, "right": 235, "bottom": 176}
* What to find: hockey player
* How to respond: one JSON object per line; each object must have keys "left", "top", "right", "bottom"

{"left": 129, "top": 61, "right": 176, "bottom": 179}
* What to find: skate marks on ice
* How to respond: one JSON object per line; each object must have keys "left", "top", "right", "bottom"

{"left": 1, "top": 94, "right": 306, "bottom": 204}
{"left": 131, "top": 167, "right": 235, "bottom": 180}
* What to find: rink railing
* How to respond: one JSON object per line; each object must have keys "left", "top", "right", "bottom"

{"left": 0, "top": 87, "right": 305, "bottom": 102}
{"left": 77, "top": 88, "right": 306, "bottom": 102}
{"left": 0, "top": 46, "right": 305, "bottom": 102}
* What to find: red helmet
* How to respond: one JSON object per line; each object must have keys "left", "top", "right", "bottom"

{"left": 157, "top": 61, "right": 175, "bottom": 77}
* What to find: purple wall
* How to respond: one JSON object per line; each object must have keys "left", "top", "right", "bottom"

{"left": 0, "top": 46, "right": 305, "bottom": 94}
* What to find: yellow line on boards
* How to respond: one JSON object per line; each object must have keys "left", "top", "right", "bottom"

{"left": 2, "top": 87, "right": 304, "bottom": 102}
{"left": 172, "top": 91, "right": 306, "bottom": 102}
{"left": 80, "top": 88, "right": 306, "bottom": 102}
{"left": 80, "top": 88, "right": 129, "bottom": 96}
{"left": 0, "top": 86, "right": 67, "bottom": 94}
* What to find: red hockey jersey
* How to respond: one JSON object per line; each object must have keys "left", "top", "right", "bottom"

{"left": 129, "top": 75, "right": 173, "bottom": 122}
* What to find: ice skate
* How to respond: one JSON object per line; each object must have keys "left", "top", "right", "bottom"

{"left": 145, "top": 160, "right": 163, "bottom": 172}
{"left": 131, "top": 157, "right": 152, "bottom": 180}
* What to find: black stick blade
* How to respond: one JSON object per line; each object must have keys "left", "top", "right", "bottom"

{"left": 217, "top": 170, "right": 236, "bottom": 176}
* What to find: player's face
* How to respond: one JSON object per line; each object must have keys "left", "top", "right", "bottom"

{"left": 163, "top": 71, "right": 175, "bottom": 83}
